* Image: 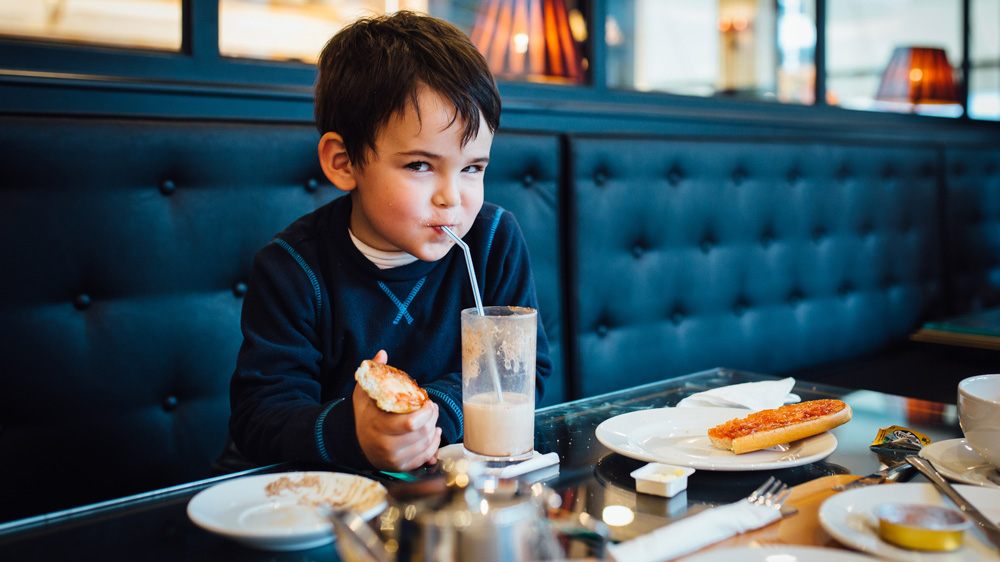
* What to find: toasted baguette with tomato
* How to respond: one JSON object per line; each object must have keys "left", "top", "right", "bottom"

{"left": 707, "top": 399, "right": 852, "bottom": 454}
{"left": 354, "top": 360, "right": 428, "bottom": 414}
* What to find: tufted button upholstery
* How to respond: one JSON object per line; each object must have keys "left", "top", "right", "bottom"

{"left": 733, "top": 298, "right": 748, "bottom": 316}
{"left": 0, "top": 115, "right": 342, "bottom": 521}
{"left": 670, "top": 310, "right": 684, "bottom": 325}
{"left": 699, "top": 237, "right": 714, "bottom": 253}
{"left": 2, "top": 113, "right": 997, "bottom": 522}
{"left": 836, "top": 164, "right": 852, "bottom": 182}
{"left": 567, "top": 135, "right": 943, "bottom": 398}
{"left": 0, "top": 117, "right": 568, "bottom": 520}
{"left": 945, "top": 148, "right": 1000, "bottom": 311}
{"left": 233, "top": 281, "right": 248, "bottom": 297}
{"left": 667, "top": 167, "right": 683, "bottom": 186}
{"left": 731, "top": 168, "right": 746, "bottom": 186}
{"left": 162, "top": 395, "right": 179, "bottom": 412}
{"left": 483, "top": 133, "right": 564, "bottom": 407}
{"left": 74, "top": 293, "right": 92, "bottom": 310}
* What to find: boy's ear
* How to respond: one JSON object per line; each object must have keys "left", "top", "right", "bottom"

{"left": 318, "top": 132, "right": 357, "bottom": 192}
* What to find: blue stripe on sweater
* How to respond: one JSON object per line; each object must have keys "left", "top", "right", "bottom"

{"left": 273, "top": 238, "right": 322, "bottom": 318}
{"left": 484, "top": 207, "right": 504, "bottom": 265}
{"left": 315, "top": 398, "right": 343, "bottom": 462}
{"left": 378, "top": 277, "right": 426, "bottom": 324}
{"left": 426, "top": 388, "right": 464, "bottom": 441}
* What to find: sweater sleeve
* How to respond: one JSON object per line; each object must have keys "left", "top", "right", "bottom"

{"left": 228, "top": 241, "right": 371, "bottom": 469}
{"left": 423, "top": 375, "right": 464, "bottom": 445}
{"left": 482, "top": 209, "right": 553, "bottom": 404}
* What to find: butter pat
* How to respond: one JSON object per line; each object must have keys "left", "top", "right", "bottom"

{"left": 874, "top": 503, "right": 969, "bottom": 551}
{"left": 631, "top": 463, "right": 695, "bottom": 497}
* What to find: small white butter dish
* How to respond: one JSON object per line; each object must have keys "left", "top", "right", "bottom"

{"left": 631, "top": 463, "right": 695, "bottom": 497}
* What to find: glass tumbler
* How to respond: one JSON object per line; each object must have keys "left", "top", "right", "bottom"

{"left": 461, "top": 306, "right": 537, "bottom": 463}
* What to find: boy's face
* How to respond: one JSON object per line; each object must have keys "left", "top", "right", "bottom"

{"left": 348, "top": 84, "right": 493, "bottom": 262}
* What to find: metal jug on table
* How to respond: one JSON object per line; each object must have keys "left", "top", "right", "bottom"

{"left": 326, "top": 458, "right": 605, "bottom": 562}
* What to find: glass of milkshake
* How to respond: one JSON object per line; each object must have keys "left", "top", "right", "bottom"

{"left": 461, "top": 306, "right": 536, "bottom": 464}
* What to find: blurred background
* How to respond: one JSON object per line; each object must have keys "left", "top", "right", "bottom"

{"left": 0, "top": 0, "right": 995, "bottom": 121}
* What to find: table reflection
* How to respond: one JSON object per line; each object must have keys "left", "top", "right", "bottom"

{"left": 0, "top": 367, "right": 965, "bottom": 561}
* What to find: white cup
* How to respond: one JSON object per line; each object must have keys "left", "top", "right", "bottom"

{"left": 958, "top": 374, "right": 1000, "bottom": 469}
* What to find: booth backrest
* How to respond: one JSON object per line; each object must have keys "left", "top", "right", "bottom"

{"left": 566, "top": 135, "right": 942, "bottom": 397}
{"left": 0, "top": 116, "right": 339, "bottom": 519}
{"left": 2, "top": 113, "right": 999, "bottom": 522}
{"left": 0, "top": 115, "right": 563, "bottom": 521}
{"left": 481, "top": 133, "right": 565, "bottom": 405}
{"left": 943, "top": 147, "right": 1000, "bottom": 312}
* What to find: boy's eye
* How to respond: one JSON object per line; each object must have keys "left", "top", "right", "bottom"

{"left": 405, "top": 161, "right": 430, "bottom": 172}
{"left": 464, "top": 164, "right": 485, "bottom": 174}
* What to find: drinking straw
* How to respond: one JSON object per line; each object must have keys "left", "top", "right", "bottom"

{"left": 441, "top": 226, "right": 503, "bottom": 403}
{"left": 441, "top": 226, "right": 485, "bottom": 315}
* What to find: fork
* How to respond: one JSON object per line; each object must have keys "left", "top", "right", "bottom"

{"left": 746, "top": 476, "right": 791, "bottom": 510}
{"left": 607, "top": 476, "right": 792, "bottom": 562}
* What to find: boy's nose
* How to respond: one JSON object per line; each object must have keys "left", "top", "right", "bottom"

{"left": 432, "top": 177, "right": 461, "bottom": 208}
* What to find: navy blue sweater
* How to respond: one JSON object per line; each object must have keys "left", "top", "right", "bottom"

{"left": 229, "top": 196, "right": 550, "bottom": 470}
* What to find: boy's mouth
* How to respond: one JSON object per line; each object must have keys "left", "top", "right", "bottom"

{"left": 432, "top": 224, "right": 457, "bottom": 236}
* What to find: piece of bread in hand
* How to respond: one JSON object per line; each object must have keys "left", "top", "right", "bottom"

{"left": 707, "top": 399, "right": 852, "bottom": 454}
{"left": 354, "top": 360, "right": 429, "bottom": 414}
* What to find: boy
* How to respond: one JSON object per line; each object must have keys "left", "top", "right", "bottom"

{"left": 226, "top": 11, "right": 551, "bottom": 472}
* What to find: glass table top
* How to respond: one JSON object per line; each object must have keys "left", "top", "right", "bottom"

{"left": 0, "top": 367, "right": 965, "bottom": 560}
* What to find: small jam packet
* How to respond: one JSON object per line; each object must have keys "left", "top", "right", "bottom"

{"left": 869, "top": 425, "right": 932, "bottom": 464}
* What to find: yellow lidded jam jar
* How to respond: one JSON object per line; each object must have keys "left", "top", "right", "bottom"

{"left": 874, "top": 503, "right": 970, "bottom": 551}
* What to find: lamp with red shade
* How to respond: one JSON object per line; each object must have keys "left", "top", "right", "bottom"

{"left": 876, "top": 46, "right": 959, "bottom": 112}
{"left": 471, "top": 0, "right": 585, "bottom": 85}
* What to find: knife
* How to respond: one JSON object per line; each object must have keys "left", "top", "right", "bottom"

{"left": 833, "top": 460, "right": 916, "bottom": 491}
{"left": 907, "top": 455, "right": 1000, "bottom": 551}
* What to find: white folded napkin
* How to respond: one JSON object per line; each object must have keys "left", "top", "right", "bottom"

{"left": 437, "top": 444, "right": 560, "bottom": 480}
{"left": 499, "top": 451, "right": 560, "bottom": 479}
{"left": 606, "top": 500, "right": 782, "bottom": 562}
{"left": 676, "top": 377, "right": 800, "bottom": 412}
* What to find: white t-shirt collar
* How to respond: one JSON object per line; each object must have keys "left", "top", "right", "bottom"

{"left": 349, "top": 229, "right": 419, "bottom": 269}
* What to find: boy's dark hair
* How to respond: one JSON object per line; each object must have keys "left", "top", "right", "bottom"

{"left": 315, "top": 11, "right": 501, "bottom": 169}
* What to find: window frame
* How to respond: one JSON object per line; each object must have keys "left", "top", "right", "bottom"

{"left": 0, "top": 0, "right": 993, "bottom": 126}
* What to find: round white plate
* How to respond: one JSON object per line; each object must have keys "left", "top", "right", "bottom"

{"left": 818, "top": 482, "right": 1000, "bottom": 561}
{"left": 920, "top": 438, "right": 1000, "bottom": 488}
{"left": 594, "top": 407, "right": 838, "bottom": 471}
{"left": 680, "top": 545, "right": 878, "bottom": 561}
{"left": 187, "top": 471, "right": 387, "bottom": 551}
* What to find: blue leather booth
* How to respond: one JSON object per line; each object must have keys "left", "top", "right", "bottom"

{"left": 567, "top": 136, "right": 943, "bottom": 397}
{"left": 945, "top": 147, "right": 1000, "bottom": 312}
{"left": 0, "top": 115, "right": 564, "bottom": 521}
{"left": 1, "top": 113, "right": 998, "bottom": 522}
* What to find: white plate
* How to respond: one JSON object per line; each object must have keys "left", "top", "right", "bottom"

{"left": 680, "top": 545, "right": 878, "bottom": 561}
{"left": 594, "top": 407, "right": 838, "bottom": 471}
{"left": 920, "top": 438, "right": 1000, "bottom": 488}
{"left": 187, "top": 471, "right": 387, "bottom": 551}
{"left": 818, "top": 482, "right": 1000, "bottom": 561}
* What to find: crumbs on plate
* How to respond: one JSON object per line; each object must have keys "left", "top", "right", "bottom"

{"left": 264, "top": 473, "right": 385, "bottom": 511}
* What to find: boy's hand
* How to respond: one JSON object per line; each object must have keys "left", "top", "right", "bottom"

{"left": 353, "top": 351, "right": 442, "bottom": 471}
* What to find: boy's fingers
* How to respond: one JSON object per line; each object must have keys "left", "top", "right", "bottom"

{"left": 390, "top": 401, "right": 436, "bottom": 433}
{"left": 371, "top": 349, "right": 388, "bottom": 364}
{"left": 394, "top": 428, "right": 442, "bottom": 471}
{"left": 371, "top": 404, "right": 434, "bottom": 436}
